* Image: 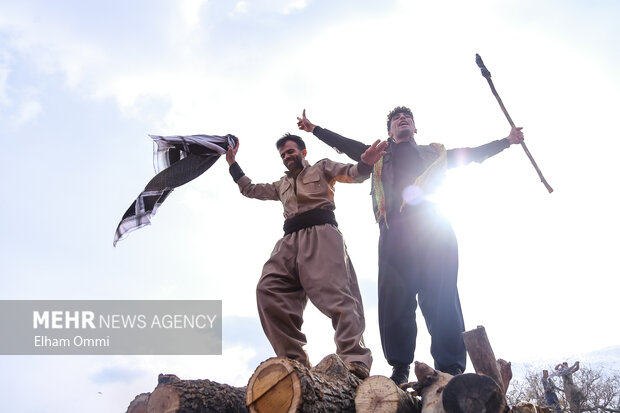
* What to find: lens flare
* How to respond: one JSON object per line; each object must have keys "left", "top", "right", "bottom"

{"left": 402, "top": 185, "right": 424, "bottom": 206}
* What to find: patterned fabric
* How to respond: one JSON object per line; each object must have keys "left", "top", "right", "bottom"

{"left": 372, "top": 158, "right": 386, "bottom": 225}
{"left": 401, "top": 143, "right": 447, "bottom": 211}
{"left": 113, "top": 134, "right": 237, "bottom": 246}
{"left": 371, "top": 143, "right": 446, "bottom": 225}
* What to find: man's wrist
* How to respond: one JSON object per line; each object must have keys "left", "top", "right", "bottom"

{"left": 229, "top": 162, "right": 245, "bottom": 183}
{"left": 357, "top": 160, "right": 373, "bottom": 175}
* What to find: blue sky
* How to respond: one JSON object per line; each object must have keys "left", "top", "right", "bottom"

{"left": 1, "top": 1, "right": 619, "bottom": 411}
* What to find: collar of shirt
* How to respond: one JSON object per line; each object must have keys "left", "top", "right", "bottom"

{"left": 388, "top": 136, "right": 418, "bottom": 147}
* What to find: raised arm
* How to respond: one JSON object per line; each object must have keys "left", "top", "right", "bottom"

{"left": 297, "top": 109, "right": 370, "bottom": 162}
{"left": 447, "top": 126, "right": 524, "bottom": 168}
{"left": 227, "top": 140, "right": 279, "bottom": 201}
{"left": 322, "top": 139, "right": 388, "bottom": 183}
{"left": 567, "top": 361, "right": 580, "bottom": 374}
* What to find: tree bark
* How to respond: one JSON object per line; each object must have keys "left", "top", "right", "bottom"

{"left": 355, "top": 375, "right": 421, "bottom": 413}
{"left": 462, "top": 326, "right": 512, "bottom": 393}
{"left": 143, "top": 373, "right": 248, "bottom": 413}
{"left": 245, "top": 354, "right": 361, "bottom": 413}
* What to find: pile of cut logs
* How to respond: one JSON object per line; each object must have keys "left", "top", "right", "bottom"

{"left": 125, "top": 326, "right": 550, "bottom": 413}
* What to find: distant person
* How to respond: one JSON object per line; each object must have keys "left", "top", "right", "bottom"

{"left": 542, "top": 369, "right": 562, "bottom": 413}
{"left": 226, "top": 133, "right": 387, "bottom": 378}
{"left": 555, "top": 361, "right": 584, "bottom": 412}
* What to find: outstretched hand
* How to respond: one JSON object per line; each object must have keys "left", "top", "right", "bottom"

{"left": 297, "top": 109, "right": 316, "bottom": 133}
{"left": 507, "top": 126, "right": 524, "bottom": 145}
{"left": 226, "top": 140, "right": 239, "bottom": 165}
{"left": 361, "top": 139, "right": 388, "bottom": 165}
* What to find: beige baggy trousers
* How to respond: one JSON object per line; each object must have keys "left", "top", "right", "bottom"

{"left": 256, "top": 223, "right": 372, "bottom": 369}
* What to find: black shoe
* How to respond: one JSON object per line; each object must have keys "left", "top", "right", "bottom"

{"left": 390, "top": 363, "right": 410, "bottom": 385}
{"left": 440, "top": 365, "right": 463, "bottom": 376}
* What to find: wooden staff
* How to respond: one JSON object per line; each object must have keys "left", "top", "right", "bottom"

{"left": 475, "top": 54, "right": 553, "bottom": 193}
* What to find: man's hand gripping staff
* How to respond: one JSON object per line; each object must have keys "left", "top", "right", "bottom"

{"left": 476, "top": 54, "right": 553, "bottom": 193}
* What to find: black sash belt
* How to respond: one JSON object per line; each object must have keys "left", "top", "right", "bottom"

{"left": 283, "top": 209, "right": 338, "bottom": 235}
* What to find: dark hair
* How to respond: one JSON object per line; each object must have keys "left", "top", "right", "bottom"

{"left": 276, "top": 133, "right": 306, "bottom": 150}
{"left": 386, "top": 106, "right": 414, "bottom": 132}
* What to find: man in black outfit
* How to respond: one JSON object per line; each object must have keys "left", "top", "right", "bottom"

{"left": 297, "top": 107, "right": 524, "bottom": 384}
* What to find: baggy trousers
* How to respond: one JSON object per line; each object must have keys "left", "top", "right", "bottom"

{"left": 378, "top": 205, "right": 466, "bottom": 372}
{"left": 257, "top": 223, "right": 372, "bottom": 369}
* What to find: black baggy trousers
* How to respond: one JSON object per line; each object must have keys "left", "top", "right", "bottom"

{"left": 378, "top": 204, "right": 466, "bottom": 372}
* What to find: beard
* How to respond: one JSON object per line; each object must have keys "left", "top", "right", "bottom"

{"left": 285, "top": 155, "right": 304, "bottom": 172}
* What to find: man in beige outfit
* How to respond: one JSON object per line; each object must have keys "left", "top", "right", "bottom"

{"left": 226, "top": 133, "right": 386, "bottom": 378}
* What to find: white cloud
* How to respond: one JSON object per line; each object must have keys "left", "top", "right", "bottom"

{"left": 230, "top": 0, "right": 309, "bottom": 16}
{"left": 234, "top": 1, "right": 249, "bottom": 14}
{"left": 180, "top": 0, "right": 209, "bottom": 28}
{"left": 12, "top": 97, "right": 41, "bottom": 123}
{"left": 0, "top": 56, "right": 41, "bottom": 123}
{"left": 281, "top": 0, "right": 308, "bottom": 14}
{"left": 0, "top": 65, "right": 9, "bottom": 106}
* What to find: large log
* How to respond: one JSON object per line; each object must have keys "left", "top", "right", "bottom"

{"left": 245, "top": 354, "right": 361, "bottom": 413}
{"left": 144, "top": 373, "right": 248, "bottom": 413}
{"left": 412, "top": 361, "right": 505, "bottom": 413}
{"left": 126, "top": 393, "right": 149, "bottom": 413}
{"left": 413, "top": 362, "right": 454, "bottom": 413}
{"left": 462, "top": 326, "right": 512, "bottom": 393}
{"left": 355, "top": 375, "right": 421, "bottom": 413}
{"left": 441, "top": 373, "right": 505, "bottom": 413}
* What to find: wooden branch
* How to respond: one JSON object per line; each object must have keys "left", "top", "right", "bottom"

{"left": 142, "top": 374, "right": 248, "bottom": 413}
{"left": 355, "top": 375, "right": 420, "bottom": 413}
{"left": 498, "top": 358, "right": 513, "bottom": 394}
{"left": 246, "top": 354, "right": 361, "bottom": 413}
{"left": 475, "top": 53, "right": 553, "bottom": 193}
{"left": 412, "top": 362, "right": 454, "bottom": 413}
{"left": 462, "top": 326, "right": 511, "bottom": 393}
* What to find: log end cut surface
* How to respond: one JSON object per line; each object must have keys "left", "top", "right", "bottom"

{"left": 355, "top": 375, "right": 419, "bottom": 413}
{"left": 355, "top": 375, "right": 399, "bottom": 412}
{"left": 442, "top": 373, "right": 505, "bottom": 413}
{"left": 246, "top": 358, "right": 301, "bottom": 413}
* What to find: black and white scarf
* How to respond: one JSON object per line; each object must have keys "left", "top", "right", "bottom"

{"left": 113, "top": 134, "right": 237, "bottom": 246}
